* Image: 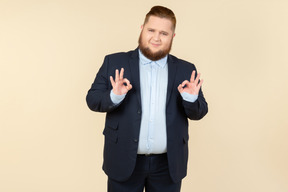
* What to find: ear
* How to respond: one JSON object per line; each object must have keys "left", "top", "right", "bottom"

{"left": 141, "top": 25, "right": 143, "bottom": 29}
{"left": 173, "top": 33, "right": 176, "bottom": 38}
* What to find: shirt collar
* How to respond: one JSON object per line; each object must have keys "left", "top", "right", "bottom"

{"left": 139, "top": 49, "right": 168, "bottom": 68}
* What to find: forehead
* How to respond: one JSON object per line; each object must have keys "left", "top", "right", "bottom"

{"left": 144, "top": 16, "right": 174, "bottom": 32}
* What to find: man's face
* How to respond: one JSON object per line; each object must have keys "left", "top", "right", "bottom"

{"left": 138, "top": 16, "right": 175, "bottom": 61}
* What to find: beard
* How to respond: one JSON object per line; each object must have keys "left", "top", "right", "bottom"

{"left": 138, "top": 32, "right": 173, "bottom": 61}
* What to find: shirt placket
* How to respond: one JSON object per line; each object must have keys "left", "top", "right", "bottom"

{"left": 147, "top": 62, "right": 157, "bottom": 153}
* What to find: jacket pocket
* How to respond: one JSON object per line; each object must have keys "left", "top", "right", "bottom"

{"left": 103, "top": 121, "right": 118, "bottom": 143}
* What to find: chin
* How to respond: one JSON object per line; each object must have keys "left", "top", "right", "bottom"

{"left": 149, "top": 49, "right": 161, "bottom": 54}
{"left": 149, "top": 47, "right": 164, "bottom": 53}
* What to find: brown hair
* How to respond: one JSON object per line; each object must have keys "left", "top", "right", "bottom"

{"left": 144, "top": 6, "right": 176, "bottom": 30}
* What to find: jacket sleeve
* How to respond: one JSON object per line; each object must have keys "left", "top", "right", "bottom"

{"left": 180, "top": 65, "right": 208, "bottom": 120}
{"left": 182, "top": 87, "right": 208, "bottom": 120}
{"left": 86, "top": 56, "right": 120, "bottom": 113}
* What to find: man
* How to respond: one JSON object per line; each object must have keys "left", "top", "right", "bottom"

{"left": 86, "top": 6, "right": 208, "bottom": 192}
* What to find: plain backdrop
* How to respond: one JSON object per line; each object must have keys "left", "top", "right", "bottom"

{"left": 1, "top": 0, "right": 288, "bottom": 191}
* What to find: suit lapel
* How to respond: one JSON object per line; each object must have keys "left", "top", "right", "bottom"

{"left": 166, "top": 55, "right": 177, "bottom": 105}
{"left": 128, "top": 49, "right": 141, "bottom": 106}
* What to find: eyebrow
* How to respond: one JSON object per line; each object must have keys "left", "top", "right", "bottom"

{"left": 147, "top": 28, "right": 170, "bottom": 35}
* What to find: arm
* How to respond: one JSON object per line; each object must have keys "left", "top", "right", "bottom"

{"left": 178, "top": 70, "right": 208, "bottom": 120}
{"left": 86, "top": 56, "right": 132, "bottom": 113}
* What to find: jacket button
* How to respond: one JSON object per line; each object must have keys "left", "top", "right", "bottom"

{"left": 134, "top": 139, "right": 138, "bottom": 143}
{"left": 137, "top": 110, "right": 141, "bottom": 114}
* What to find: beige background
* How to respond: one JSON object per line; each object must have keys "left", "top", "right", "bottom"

{"left": 1, "top": 0, "right": 288, "bottom": 191}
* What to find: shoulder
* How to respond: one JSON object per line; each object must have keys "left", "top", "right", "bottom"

{"left": 168, "top": 54, "right": 196, "bottom": 69}
{"left": 105, "top": 49, "right": 137, "bottom": 61}
{"left": 100, "top": 49, "right": 138, "bottom": 69}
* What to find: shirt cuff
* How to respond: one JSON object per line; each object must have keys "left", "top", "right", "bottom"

{"left": 110, "top": 90, "right": 126, "bottom": 105}
{"left": 180, "top": 92, "right": 198, "bottom": 103}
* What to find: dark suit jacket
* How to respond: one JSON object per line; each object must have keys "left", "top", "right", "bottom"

{"left": 86, "top": 48, "right": 208, "bottom": 183}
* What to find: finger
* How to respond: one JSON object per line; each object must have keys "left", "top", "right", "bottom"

{"left": 123, "top": 78, "right": 130, "bottom": 84}
{"left": 119, "top": 68, "right": 124, "bottom": 80}
{"left": 123, "top": 78, "right": 132, "bottom": 90}
{"left": 115, "top": 69, "right": 119, "bottom": 82}
{"left": 181, "top": 80, "right": 190, "bottom": 87}
{"left": 190, "top": 70, "right": 196, "bottom": 82}
{"left": 178, "top": 84, "right": 184, "bottom": 93}
{"left": 110, "top": 76, "right": 115, "bottom": 87}
{"left": 197, "top": 79, "right": 204, "bottom": 88}
{"left": 126, "top": 83, "right": 133, "bottom": 90}
{"left": 128, "top": 84, "right": 133, "bottom": 90}
{"left": 195, "top": 73, "right": 201, "bottom": 85}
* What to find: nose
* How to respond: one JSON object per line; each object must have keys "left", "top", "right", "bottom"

{"left": 153, "top": 33, "right": 160, "bottom": 41}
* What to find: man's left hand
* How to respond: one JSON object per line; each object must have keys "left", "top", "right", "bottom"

{"left": 178, "top": 70, "right": 204, "bottom": 95}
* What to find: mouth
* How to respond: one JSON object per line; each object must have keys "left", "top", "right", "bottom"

{"left": 151, "top": 43, "right": 161, "bottom": 48}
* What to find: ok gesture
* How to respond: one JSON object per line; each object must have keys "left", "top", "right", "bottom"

{"left": 178, "top": 70, "right": 204, "bottom": 95}
{"left": 110, "top": 68, "right": 132, "bottom": 95}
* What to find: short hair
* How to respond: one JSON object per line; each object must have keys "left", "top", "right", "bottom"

{"left": 144, "top": 6, "right": 176, "bottom": 30}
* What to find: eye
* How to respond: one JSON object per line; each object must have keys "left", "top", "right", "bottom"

{"left": 161, "top": 32, "right": 168, "bottom": 36}
{"left": 148, "top": 29, "right": 155, "bottom": 32}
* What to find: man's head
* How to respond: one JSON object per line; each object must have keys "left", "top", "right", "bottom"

{"left": 138, "top": 6, "right": 176, "bottom": 61}
{"left": 144, "top": 6, "right": 176, "bottom": 31}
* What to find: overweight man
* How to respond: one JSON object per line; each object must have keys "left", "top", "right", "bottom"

{"left": 86, "top": 5, "right": 208, "bottom": 192}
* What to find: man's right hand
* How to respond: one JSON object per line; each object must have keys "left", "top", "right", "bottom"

{"left": 110, "top": 68, "right": 132, "bottom": 95}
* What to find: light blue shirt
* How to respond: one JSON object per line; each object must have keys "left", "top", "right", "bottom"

{"left": 110, "top": 50, "right": 198, "bottom": 154}
{"left": 137, "top": 50, "right": 169, "bottom": 154}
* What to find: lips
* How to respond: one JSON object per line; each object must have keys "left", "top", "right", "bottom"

{"left": 151, "top": 43, "right": 161, "bottom": 47}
